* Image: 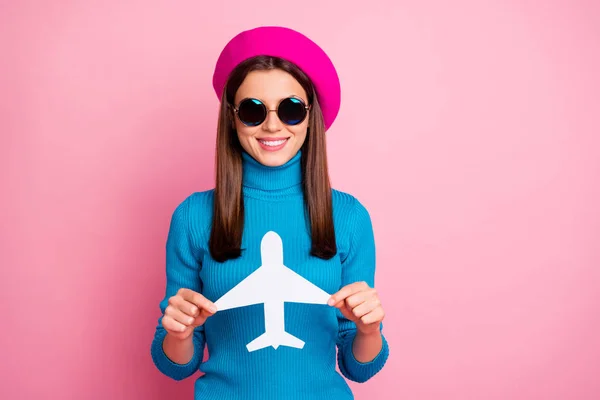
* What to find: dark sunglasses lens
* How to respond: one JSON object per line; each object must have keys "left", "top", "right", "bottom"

{"left": 278, "top": 98, "right": 306, "bottom": 125}
{"left": 238, "top": 99, "right": 266, "bottom": 126}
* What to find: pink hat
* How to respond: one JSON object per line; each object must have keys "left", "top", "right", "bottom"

{"left": 212, "top": 26, "right": 341, "bottom": 131}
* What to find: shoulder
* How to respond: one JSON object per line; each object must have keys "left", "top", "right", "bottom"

{"left": 170, "top": 189, "right": 215, "bottom": 228}
{"left": 171, "top": 189, "right": 214, "bottom": 213}
{"left": 331, "top": 189, "right": 374, "bottom": 261}
{"left": 331, "top": 188, "right": 374, "bottom": 241}
{"left": 168, "top": 190, "right": 214, "bottom": 248}
{"left": 331, "top": 188, "right": 372, "bottom": 222}
{"left": 186, "top": 189, "right": 215, "bottom": 208}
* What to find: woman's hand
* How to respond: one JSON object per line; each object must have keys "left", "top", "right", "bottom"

{"left": 328, "top": 281, "right": 385, "bottom": 335}
{"left": 162, "top": 288, "right": 217, "bottom": 340}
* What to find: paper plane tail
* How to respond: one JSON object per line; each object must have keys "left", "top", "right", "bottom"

{"left": 246, "top": 330, "right": 305, "bottom": 352}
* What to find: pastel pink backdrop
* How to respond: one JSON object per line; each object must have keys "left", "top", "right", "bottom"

{"left": 2, "top": 1, "right": 599, "bottom": 399}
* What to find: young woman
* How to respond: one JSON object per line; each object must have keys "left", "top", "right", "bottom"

{"left": 151, "top": 26, "right": 389, "bottom": 399}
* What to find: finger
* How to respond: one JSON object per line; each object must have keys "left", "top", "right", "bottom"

{"left": 192, "top": 308, "right": 216, "bottom": 326}
{"left": 169, "top": 296, "right": 200, "bottom": 318}
{"left": 328, "top": 281, "right": 369, "bottom": 306}
{"left": 360, "top": 307, "right": 385, "bottom": 325}
{"left": 165, "top": 305, "right": 196, "bottom": 326}
{"left": 162, "top": 315, "right": 188, "bottom": 333}
{"left": 333, "top": 300, "right": 346, "bottom": 310}
{"left": 180, "top": 289, "right": 217, "bottom": 313}
{"left": 350, "top": 297, "right": 380, "bottom": 319}
{"left": 332, "top": 294, "right": 365, "bottom": 311}
{"left": 345, "top": 289, "right": 377, "bottom": 309}
{"left": 335, "top": 302, "right": 358, "bottom": 321}
{"left": 331, "top": 286, "right": 373, "bottom": 309}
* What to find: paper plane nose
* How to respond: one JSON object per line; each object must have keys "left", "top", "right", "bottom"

{"left": 260, "top": 231, "right": 283, "bottom": 265}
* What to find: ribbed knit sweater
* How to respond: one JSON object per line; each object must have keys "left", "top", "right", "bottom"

{"left": 151, "top": 150, "right": 389, "bottom": 399}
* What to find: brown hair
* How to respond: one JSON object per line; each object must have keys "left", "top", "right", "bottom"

{"left": 209, "top": 55, "right": 336, "bottom": 262}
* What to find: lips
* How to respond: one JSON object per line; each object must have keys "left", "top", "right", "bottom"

{"left": 257, "top": 137, "right": 289, "bottom": 151}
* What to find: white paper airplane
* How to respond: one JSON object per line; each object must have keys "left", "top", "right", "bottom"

{"left": 214, "top": 231, "right": 331, "bottom": 352}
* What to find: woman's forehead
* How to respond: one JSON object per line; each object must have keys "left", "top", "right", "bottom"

{"left": 235, "top": 69, "right": 307, "bottom": 105}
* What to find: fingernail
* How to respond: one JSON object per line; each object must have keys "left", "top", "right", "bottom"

{"left": 327, "top": 298, "right": 335, "bottom": 306}
{"left": 209, "top": 305, "right": 217, "bottom": 313}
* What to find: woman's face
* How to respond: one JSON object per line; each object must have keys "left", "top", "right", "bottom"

{"left": 233, "top": 69, "right": 309, "bottom": 167}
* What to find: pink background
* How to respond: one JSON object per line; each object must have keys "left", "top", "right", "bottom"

{"left": 2, "top": 1, "right": 599, "bottom": 399}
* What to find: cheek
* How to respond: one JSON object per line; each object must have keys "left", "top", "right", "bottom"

{"left": 235, "top": 122, "right": 258, "bottom": 140}
{"left": 291, "top": 124, "right": 308, "bottom": 144}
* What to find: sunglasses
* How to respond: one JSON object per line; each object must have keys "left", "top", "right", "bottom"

{"left": 231, "top": 97, "right": 310, "bottom": 127}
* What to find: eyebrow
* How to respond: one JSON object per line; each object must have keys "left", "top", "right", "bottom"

{"left": 234, "top": 94, "right": 307, "bottom": 106}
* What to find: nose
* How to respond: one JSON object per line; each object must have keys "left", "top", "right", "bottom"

{"left": 263, "top": 109, "right": 283, "bottom": 132}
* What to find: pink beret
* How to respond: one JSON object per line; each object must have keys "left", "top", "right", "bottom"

{"left": 212, "top": 26, "right": 341, "bottom": 131}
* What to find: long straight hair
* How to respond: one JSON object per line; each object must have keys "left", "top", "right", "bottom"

{"left": 209, "top": 55, "right": 336, "bottom": 262}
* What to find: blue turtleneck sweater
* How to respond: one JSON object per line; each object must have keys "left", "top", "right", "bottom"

{"left": 151, "top": 151, "right": 389, "bottom": 399}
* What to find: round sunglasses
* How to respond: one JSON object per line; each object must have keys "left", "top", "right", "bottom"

{"left": 231, "top": 97, "right": 310, "bottom": 127}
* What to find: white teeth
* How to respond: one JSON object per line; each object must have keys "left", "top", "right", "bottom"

{"left": 259, "top": 139, "right": 287, "bottom": 147}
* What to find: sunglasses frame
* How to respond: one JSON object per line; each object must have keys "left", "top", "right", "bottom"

{"left": 230, "top": 96, "right": 311, "bottom": 127}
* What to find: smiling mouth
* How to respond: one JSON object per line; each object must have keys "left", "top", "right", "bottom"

{"left": 257, "top": 138, "right": 290, "bottom": 147}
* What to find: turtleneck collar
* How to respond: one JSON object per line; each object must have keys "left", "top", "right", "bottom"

{"left": 241, "top": 150, "right": 303, "bottom": 194}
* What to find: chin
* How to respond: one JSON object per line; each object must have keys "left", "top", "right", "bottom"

{"left": 254, "top": 149, "right": 294, "bottom": 167}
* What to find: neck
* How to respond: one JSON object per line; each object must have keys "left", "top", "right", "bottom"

{"left": 241, "top": 151, "right": 303, "bottom": 193}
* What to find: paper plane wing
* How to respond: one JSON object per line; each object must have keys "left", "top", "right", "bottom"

{"left": 279, "top": 266, "right": 331, "bottom": 305}
{"left": 214, "top": 267, "right": 268, "bottom": 311}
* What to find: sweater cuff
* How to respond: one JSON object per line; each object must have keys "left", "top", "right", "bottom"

{"left": 151, "top": 329, "right": 203, "bottom": 381}
{"left": 339, "top": 331, "right": 389, "bottom": 383}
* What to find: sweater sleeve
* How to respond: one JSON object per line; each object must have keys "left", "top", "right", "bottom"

{"left": 336, "top": 198, "right": 390, "bottom": 383}
{"left": 151, "top": 195, "right": 206, "bottom": 381}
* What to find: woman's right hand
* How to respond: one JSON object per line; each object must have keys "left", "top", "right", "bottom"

{"left": 162, "top": 288, "right": 218, "bottom": 340}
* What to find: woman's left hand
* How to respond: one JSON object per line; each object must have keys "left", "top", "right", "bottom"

{"left": 328, "top": 281, "right": 385, "bottom": 335}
